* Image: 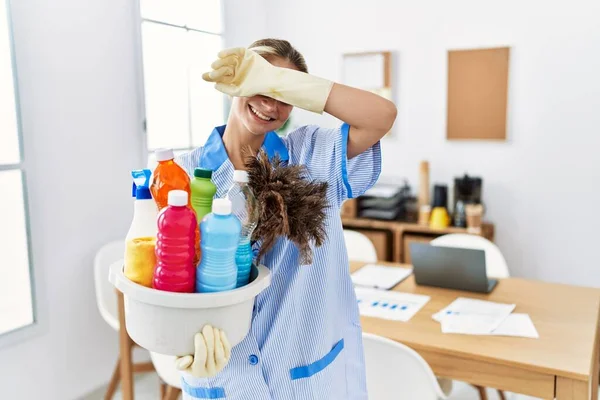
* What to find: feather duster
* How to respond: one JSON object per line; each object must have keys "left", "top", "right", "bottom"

{"left": 243, "top": 147, "right": 328, "bottom": 265}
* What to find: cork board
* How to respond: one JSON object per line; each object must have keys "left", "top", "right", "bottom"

{"left": 447, "top": 47, "right": 510, "bottom": 141}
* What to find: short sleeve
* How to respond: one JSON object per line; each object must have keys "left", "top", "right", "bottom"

{"left": 284, "top": 123, "right": 381, "bottom": 206}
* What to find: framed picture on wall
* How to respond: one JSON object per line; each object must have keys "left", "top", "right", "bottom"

{"left": 342, "top": 51, "right": 394, "bottom": 136}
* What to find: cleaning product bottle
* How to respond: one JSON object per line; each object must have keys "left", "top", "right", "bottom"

{"left": 150, "top": 148, "right": 200, "bottom": 264}
{"left": 124, "top": 169, "right": 158, "bottom": 287}
{"left": 196, "top": 198, "right": 241, "bottom": 293}
{"left": 153, "top": 190, "right": 197, "bottom": 293}
{"left": 191, "top": 168, "right": 217, "bottom": 223}
{"left": 150, "top": 148, "right": 191, "bottom": 210}
{"left": 226, "top": 170, "right": 259, "bottom": 287}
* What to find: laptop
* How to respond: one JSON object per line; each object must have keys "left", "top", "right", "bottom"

{"left": 409, "top": 243, "right": 498, "bottom": 293}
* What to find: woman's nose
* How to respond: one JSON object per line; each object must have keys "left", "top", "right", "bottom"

{"left": 259, "top": 96, "right": 277, "bottom": 111}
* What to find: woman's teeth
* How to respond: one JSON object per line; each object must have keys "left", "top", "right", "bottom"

{"left": 250, "top": 105, "right": 274, "bottom": 122}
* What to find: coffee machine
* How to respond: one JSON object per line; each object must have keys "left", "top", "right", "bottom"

{"left": 453, "top": 174, "right": 483, "bottom": 227}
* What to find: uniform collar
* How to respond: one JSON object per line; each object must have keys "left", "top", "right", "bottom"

{"left": 200, "top": 125, "right": 289, "bottom": 171}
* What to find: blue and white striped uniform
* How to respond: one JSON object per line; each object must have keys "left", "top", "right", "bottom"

{"left": 176, "top": 123, "right": 381, "bottom": 400}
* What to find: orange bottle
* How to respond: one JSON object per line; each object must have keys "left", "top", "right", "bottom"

{"left": 151, "top": 149, "right": 191, "bottom": 210}
{"left": 151, "top": 148, "right": 200, "bottom": 264}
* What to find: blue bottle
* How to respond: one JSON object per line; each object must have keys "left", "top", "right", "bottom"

{"left": 196, "top": 198, "right": 241, "bottom": 293}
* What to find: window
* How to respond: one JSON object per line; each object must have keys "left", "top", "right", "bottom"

{"left": 138, "top": 0, "right": 225, "bottom": 162}
{"left": 0, "top": 0, "right": 35, "bottom": 337}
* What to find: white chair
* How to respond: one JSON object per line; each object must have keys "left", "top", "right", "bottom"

{"left": 94, "top": 241, "right": 154, "bottom": 399}
{"left": 343, "top": 229, "right": 378, "bottom": 263}
{"left": 94, "top": 241, "right": 123, "bottom": 331}
{"left": 430, "top": 233, "right": 509, "bottom": 278}
{"left": 150, "top": 352, "right": 182, "bottom": 400}
{"left": 430, "top": 233, "right": 509, "bottom": 400}
{"left": 362, "top": 332, "right": 451, "bottom": 400}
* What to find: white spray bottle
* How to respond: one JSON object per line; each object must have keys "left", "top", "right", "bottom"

{"left": 126, "top": 169, "right": 158, "bottom": 241}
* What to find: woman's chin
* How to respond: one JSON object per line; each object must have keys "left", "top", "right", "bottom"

{"left": 245, "top": 119, "right": 280, "bottom": 135}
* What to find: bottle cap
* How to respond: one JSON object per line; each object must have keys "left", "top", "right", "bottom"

{"left": 194, "top": 168, "right": 213, "bottom": 179}
{"left": 168, "top": 190, "right": 188, "bottom": 207}
{"left": 135, "top": 186, "right": 152, "bottom": 200}
{"left": 212, "top": 198, "right": 232, "bottom": 215}
{"left": 233, "top": 170, "right": 249, "bottom": 183}
{"left": 155, "top": 148, "right": 174, "bottom": 162}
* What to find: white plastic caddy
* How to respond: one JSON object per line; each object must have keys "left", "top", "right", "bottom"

{"left": 109, "top": 263, "right": 271, "bottom": 356}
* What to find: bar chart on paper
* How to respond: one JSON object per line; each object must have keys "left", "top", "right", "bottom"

{"left": 355, "top": 287, "right": 430, "bottom": 322}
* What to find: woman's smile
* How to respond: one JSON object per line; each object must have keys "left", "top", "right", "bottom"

{"left": 248, "top": 104, "right": 276, "bottom": 123}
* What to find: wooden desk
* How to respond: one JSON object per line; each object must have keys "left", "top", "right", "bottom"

{"left": 351, "top": 261, "right": 600, "bottom": 399}
{"left": 342, "top": 217, "right": 494, "bottom": 263}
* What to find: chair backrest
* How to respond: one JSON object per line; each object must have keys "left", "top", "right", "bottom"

{"left": 93, "top": 241, "right": 123, "bottom": 331}
{"left": 430, "top": 234, "right": 509, "bottom": 278}
{"left": 150, "top": 352, "right": 181, "bottom": 388}
{"left": 343, "top": 230, "right": 378, "bottom": 263}
{"left": 362, "top": 333, "right": 447, "bottom": 400}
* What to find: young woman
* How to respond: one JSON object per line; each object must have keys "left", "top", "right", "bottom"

{"left": 175, "top": 39, "right": 396, "bottom": 400}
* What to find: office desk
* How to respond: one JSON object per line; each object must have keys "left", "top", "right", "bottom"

{"left": 350, "top": 262, "right": 600, "bottom": 399}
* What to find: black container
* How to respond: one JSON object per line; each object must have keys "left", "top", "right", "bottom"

{"left": 432, "top": 184, "right": 448, "bottom": 209}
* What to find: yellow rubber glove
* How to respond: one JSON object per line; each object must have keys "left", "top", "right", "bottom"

{"left": 175, "top": 325, "right": 231, "bottom": 378}
{"left": 202, "top": 48, "right": 334, "bottom": 114}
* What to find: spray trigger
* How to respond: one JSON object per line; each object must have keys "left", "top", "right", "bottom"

{"left": 131, "top": 169, "right": 152, "bottom": 200}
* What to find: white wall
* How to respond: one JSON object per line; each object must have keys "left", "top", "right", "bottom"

{"left": 228, "top": 0, "right": 600, "bottom": 286}
{"left": 0, "top": 0, "right": 143, "bottom": 398}
{"left": 223, "top": 0, "right": 267, "bottom": 48}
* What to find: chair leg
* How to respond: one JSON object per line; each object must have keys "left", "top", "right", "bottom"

{"left": 118, "top": 291, "right": 134, "bottom": 400}
{"left": 475, "top": 385, "right": 488, "bottom": 400}
{"left": 159, "top": 380, "right": 167, "bottom": 399}
{"left": 104, "top": 358, "right": 121, "bottom": 400}
{"left": 496, "top": 389, "right": 507, "bottom": 400}
{"left": 163, "top": 386, "right": 182, "bottom": 400}
{"left": 133, "top": 361, "right": 155, "bottom": 374}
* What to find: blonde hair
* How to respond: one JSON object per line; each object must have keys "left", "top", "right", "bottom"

{"left": 248, "top": 38, "right": 308, "bottom": 73}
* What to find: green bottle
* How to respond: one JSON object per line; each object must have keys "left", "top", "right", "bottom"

{"left": 191, "top": 168, "right": 217, "bottom": 223}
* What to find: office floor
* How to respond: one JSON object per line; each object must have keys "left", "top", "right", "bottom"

{"left": 81, "top": 373, "right": 159, "bottom": 399}
{"left": 83, "top": 372, "right": 552, "bottom": 399}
